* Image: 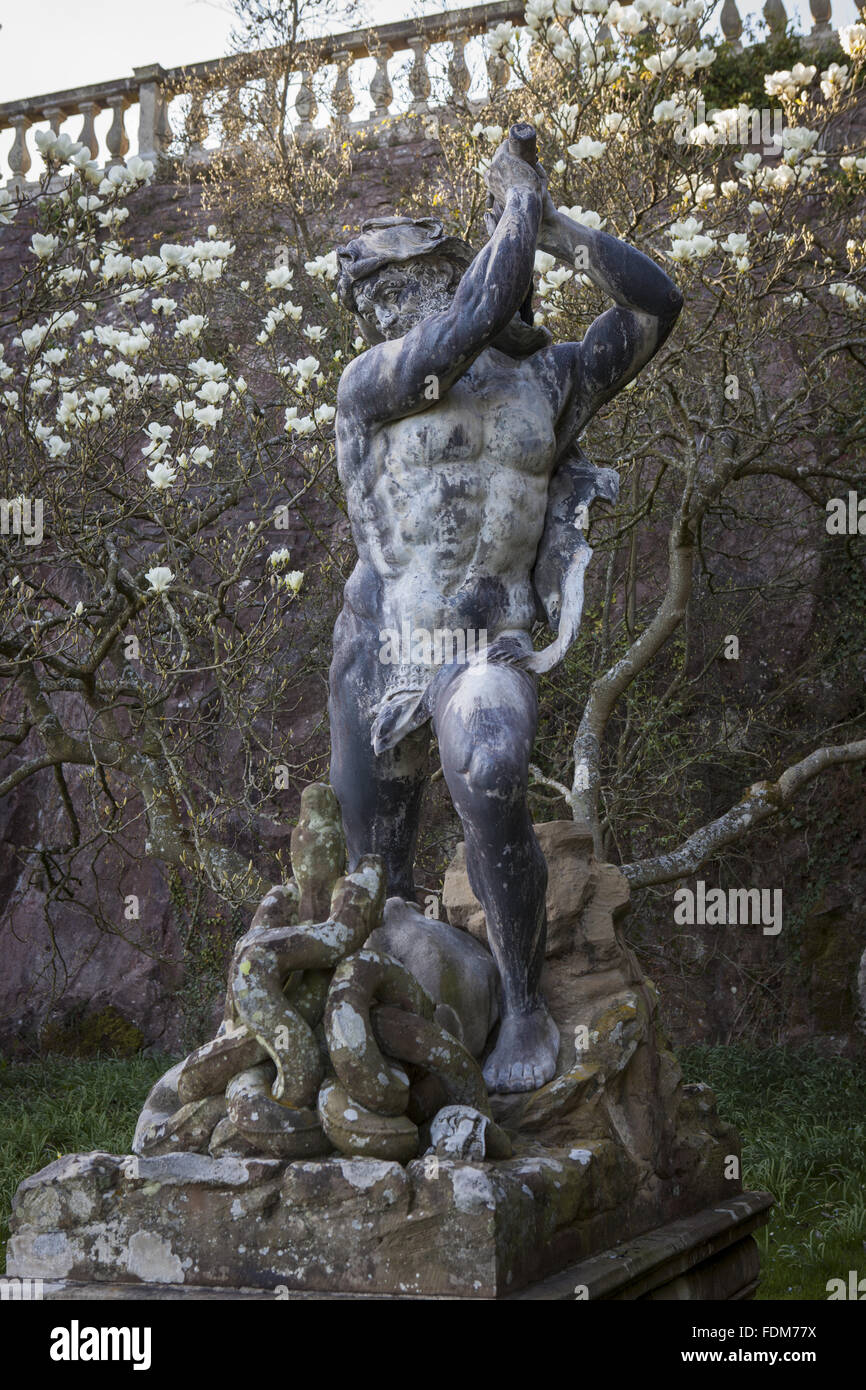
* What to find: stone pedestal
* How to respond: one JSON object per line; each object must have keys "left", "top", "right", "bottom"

{"left": 6, "top": 812, "right": 773, "bottom": 1300}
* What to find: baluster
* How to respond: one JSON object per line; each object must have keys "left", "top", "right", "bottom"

{"left": 220, "top": 84, "right": 247, "bottom": 153}
{"left": 105, "top": 96, "right": 130, "bottom": 165}
{"left": 43, "top": 105, "right": 66, "bottom": 136}
{"left": 808, "top": 0, "right": 832, "bottom": 38}
{"left": 331, "top": 51, "right": 356, "bottom": 129}
{"left": 186, "top": 88, "right": 208, "bottom": 162}
{"left": 407, "top": 39, "right": 431, "bottom": 114}
{"left": 448, "top": 29, "right": 471, "bottom": 108}
{"left": 486, "top": 48, "right": 510, "bottom": 105}
{"left": 763, "top": 0, "right": 788, "bottom": 37}
{"left": 720, "top": 0, "right": 743, "bottom": 49}
{"left": 368, "top": 45, "right": 393, "bottom": 121}
{"left": 262, "top": 73, "right": 283, "bottom": 142}
{"left": 7, "top": 116, "right": 32, "bottom": 189}
{"left": 134, "top": 64, "right": 167, "bottom": 164}
{"left": 294, "top": 70, "right": 318, "bottom": 142}
{"left": 157, "top": 90, "right": 173, "bottom": 150}
{"left": 78, "top": 101, "right": 100, "bottom": 158}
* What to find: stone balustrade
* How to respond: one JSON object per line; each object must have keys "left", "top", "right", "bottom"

{"left": 0, "top": 0, "right": 855, "bottom": 188}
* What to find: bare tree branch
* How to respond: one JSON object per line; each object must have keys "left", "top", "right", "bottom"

{"left": 621, "top": 738, "right": 866, "bottom": 888}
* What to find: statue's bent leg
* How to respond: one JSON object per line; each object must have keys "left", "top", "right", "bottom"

{"left": 329, "top": 608, "right": 429, "bottom": 899}
{"left": 432, "top": 661, "right": 559, "bottom": 1094}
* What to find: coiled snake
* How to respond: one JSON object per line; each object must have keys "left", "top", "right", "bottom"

{"left": 135, "top": 783, "right": 510, "bottom": 1163}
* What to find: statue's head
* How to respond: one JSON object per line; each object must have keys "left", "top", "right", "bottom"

{"left": 336, "top": 216, "right": 473, "bottom": 343}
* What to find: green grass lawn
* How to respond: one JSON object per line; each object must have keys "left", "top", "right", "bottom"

{"left": 679, "top": 1045, "right": 866, "bottom": 1301}
{"left": 1, "top": 1046, "right": 864, "bottom": 1298}
{"left": 0, "top": 1054, "right": 172, "bottom": 1271}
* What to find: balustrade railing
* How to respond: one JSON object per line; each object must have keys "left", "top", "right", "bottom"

{"left": 0, "top": 0, "right": 856, "bottom": 189}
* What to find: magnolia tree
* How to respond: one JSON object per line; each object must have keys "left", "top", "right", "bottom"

{"left": 0, "top": 134, "right": 356, "bottom": 950}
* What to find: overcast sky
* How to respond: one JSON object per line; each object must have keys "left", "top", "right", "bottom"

{"left": 0, "top": 0, "right": 858, "bottom": 105}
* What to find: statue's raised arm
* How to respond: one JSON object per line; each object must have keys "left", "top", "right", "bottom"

{"left": 335, "top": 143, "right": 546, "bottom": 425}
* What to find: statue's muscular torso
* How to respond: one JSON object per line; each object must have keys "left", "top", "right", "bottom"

{"left": 337, "top": 345, "right": 568, "bottom": 641}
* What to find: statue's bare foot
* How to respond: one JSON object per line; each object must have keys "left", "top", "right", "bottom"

{"left": 483, "top": 1007, "right": 560, "bottom": 1094}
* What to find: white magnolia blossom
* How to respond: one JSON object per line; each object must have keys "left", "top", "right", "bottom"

{"left": 132, "top": 255, "right": 166, "bottom": 281}
{"left": 292, "top": 356, "right": 320, "bottom": 382}
{"left": 829, "top": 281, "right": 866, "bottom": 309}
{"left": 145, "top": 566, "right": 174, "bottom": 593}
{"left": 780, "top": 127, "right": 819, "bottom": 163}
{"left": 645, "top": 46, "right": 680, "bottom": 76}
{"left": 839, "top": 23, "right": 866, "bottom": 58}
{"left": 197, "top": 379, "right": 230, "bottom": 404}
{"left": 98, "top": 206, "right": 130, "bottom": 229}
{"left": 285, "top": 412, "right": 315, "bottom": 435}
{"left": 488, "top": 21, "right": 515, "bottom": 54}
{"left": 607, "top": 1, "right": 646, "bottom": 33}
{"left": 282, "top": 570, "right": 304, "bottom": 594}
{"left": 567, "top": 136, "right": 607, "bottom": 161}
{"left": 652, "top": 100, "right": 685, "bottom": 125}
{"left": 525, "top": 0, "right": 555, "bottom": 31}
{"left": 35, "top": 130, "right": 84, "bottom": 164}
{"left": 559, "top": 203, "right": 606, "bottom": 229}
{"left": 269, "top": 547, "right": 292, "bottom": 567}
{"left": 756, "top": 163, "right": 797, "bottom": 192}
{"left": 266, "top": 266, "right": 293, "bottom": 290}
{"left": 314, "top": 403, "right": 336, "bottom": 424}
{"left": 193, "top": 404, "right": 223, "bottom": 429}
{"left": 31, "top": 233, "right": 60, "bottom": 260}
{"left": 303, "top": 325, "right": 327, "bottom": 343}
{"left": 189, "top": 357, "right": 227, "bottom": 380}
{"left": 101, "top": 252, "right": 133, "bottom": 282}
{"left": 146, "top": 461, "right": 177, "bottom": 490}
{"left": 175, "top": 314, "right": 207, "bottom": 340}
{"left": 676, "top": 46, "right": 716, "bottom": 79}
{"left": 689, "top": 122, "right": 723, "bottom": 148}
{"left": 820, "top": 63, "right": 849, "bottom": 98}
{"left": 735, "top": 152, "right": 763, "bottom": 176}
{"left": 21, "top": 323, "right": 51, "bottom": 354}
{"left": 601, "top": 113, "right": 631, "bottom": 138}
{"left": 764, "top": 64, "right": 816, "bottom": 101}
{"left": 304, "top": 251, "right": 339, "bottom": 280}
{"left": 721, "top": 233, "right": 749, "bottom": 254}
{"left": 669, "top": 235, "right": 715, "bottom": 262}
{"left": 840, "top": 155, "right": 866, "bottom": 175}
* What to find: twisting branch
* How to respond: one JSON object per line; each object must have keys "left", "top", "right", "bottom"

{"left": 571, "top": 504, "right": 696, "bottom": 848}
{"left": 620, "top": 738, "right": 866, "bottom": 888}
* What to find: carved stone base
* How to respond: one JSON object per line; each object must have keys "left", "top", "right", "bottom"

{"left": 6, "top": 1145, "right": 771, "bottom": 1299}
{"left": 5, "top": 801, "right": 773, "bottom": 1301}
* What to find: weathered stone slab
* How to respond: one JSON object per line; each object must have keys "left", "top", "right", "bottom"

{"left": 7, "top": 1138, "right": 749, "bottom": 1298}
{"left": 26, "top": 1193, "right": 771, "bottom": 1300}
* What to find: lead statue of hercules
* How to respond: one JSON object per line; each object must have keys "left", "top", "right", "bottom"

{"left": 328, "top": 124, "right": 683, "bottom": 1094}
